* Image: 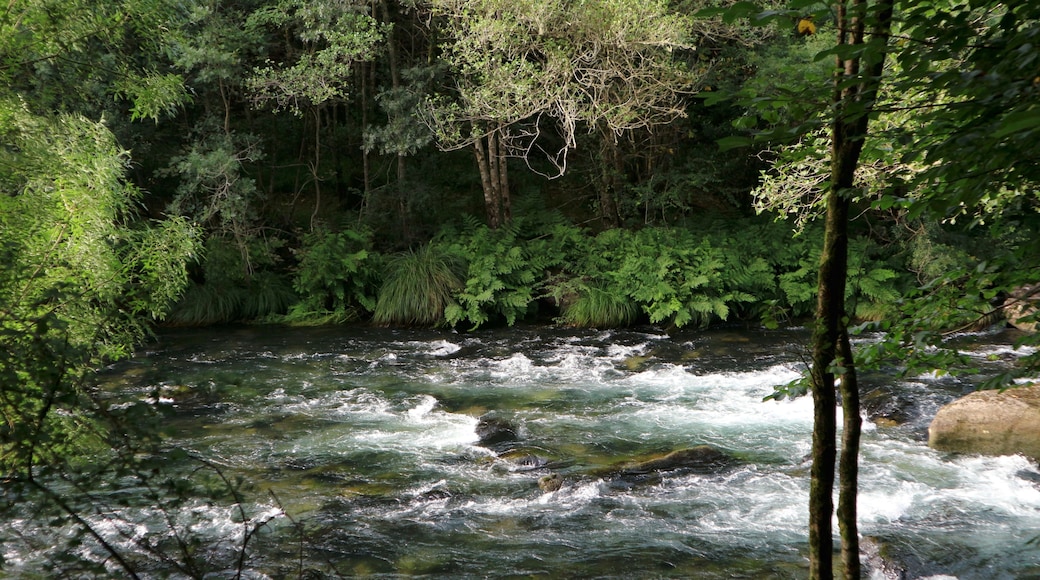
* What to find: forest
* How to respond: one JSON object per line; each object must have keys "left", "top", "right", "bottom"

{"left": 1, "top": 0, "right": 1039, "bottom": 578}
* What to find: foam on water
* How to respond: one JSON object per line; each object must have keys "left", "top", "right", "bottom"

{"left": 57, "top": 326, "right": 1040, "bottom": 577}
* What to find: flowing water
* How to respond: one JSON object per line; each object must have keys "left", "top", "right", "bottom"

{"left": 5, "top": 324, "right": 1040, "bottom": 578}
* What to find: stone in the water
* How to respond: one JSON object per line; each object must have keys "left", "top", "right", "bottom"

{"left": 538, "top": 473, "right": 563, "bottom": 492}
{"left": 590, "top": 445, "right": 737, "bottom": 489}
{"left": 475, "top": 413, "right": 520, "bottom": 447}
{"left": 498, "top": 449, "right": 550, "bottom": 471}
{"left": 928, "top": 384, "right": 1040, "bottom": 460}
{"left": 619, "top": 445, "right": 734, "bottom": 475}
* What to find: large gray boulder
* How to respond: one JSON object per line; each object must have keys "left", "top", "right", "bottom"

{"left": 928, "top": 384, "right": 1040, "bottom": 460}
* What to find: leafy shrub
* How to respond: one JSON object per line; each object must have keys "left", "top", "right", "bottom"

{"left": 170, "top": 235, "right": 296, "bottom": 325}
{"left": 289, "top": 227, "right": 381, "bottom": 323}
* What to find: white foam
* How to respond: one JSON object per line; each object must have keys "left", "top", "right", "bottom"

{"left": 399, "top": 339, "right": 461, "bottom": 357}
{"left": 407, "top": 394, "right": 439, "bottom": 420}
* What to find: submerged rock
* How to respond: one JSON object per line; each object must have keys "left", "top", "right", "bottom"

{"left": 594, "top": 445, "right": 737, "bottom": 487}
{"left": 475, "top": 413, "right": 521, "bottom": 448}
{"left": 928, "top": 384, "right": 1040, "bottom": 460}
{"left": 538, "top": 473, "right": 563, "bottom": 493}
{"left": 618, "top": 445, "right": 735, "bottom": 475}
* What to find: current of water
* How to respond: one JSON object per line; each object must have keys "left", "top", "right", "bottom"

{"left": 4, "top": 324, "right": 1039, "bottom": 578}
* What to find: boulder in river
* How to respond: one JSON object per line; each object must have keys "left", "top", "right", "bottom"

{"left": 1004, "top": 283, "right": 1039, "bottom": 333}
{"left": 596, "top": 445, "right": 736, "bottom": 481}
{"left": 928, "top": 384, "right": 1040, "bottom": 460}
{"left": 475, "top": 413, "right": 521, "bottom": 448}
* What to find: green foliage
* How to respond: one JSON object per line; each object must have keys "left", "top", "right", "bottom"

{"left": 892, "top": 2, "right": 1040, "bottom": 222}
{"left": 0, "top": 98, "right": 197, "bottom": 472}
{"left": 169, "top": 235, "right": 294, "bottom": 326}
{"left": 551, "top": 223, "right": 774, "bottom": 328}
{"left": 609, "top": 229, "right": 736, "bottom": 327}
{"left": 374, "top": 243, "right": 465, "bottom": 327}
{"left": 164, "top": 127, "right": 266, "bottom": 239}
{"left": 0, "top": 0, "right": 192, "bottom": 120}
{"left": 290, "top": 227, "right": 382, "bottom": 323}
{"left": 426, "top": 0, "right": 697, "bottom": 174}
{"left": 443, "top": 221, "right": 547, "bottom": 328}
{"left": 560, "top": 284, "right": 641, "bottom": 328}
{"left": 247, "top": 0, "right": 386, "bottom": 113}
{"left": 364, "top": 65, "right": 442, "bottom": 157}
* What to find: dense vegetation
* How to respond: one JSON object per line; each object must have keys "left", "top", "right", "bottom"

{"left": 2, "top": 0, "right": 1038, "bottom": 577}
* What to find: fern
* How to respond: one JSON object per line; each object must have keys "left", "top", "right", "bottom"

{"left": 444, "top": 224, "right": 542, "bottom": 328}
{"left": 292, "top": 227, "right": 381, "bottom": 320}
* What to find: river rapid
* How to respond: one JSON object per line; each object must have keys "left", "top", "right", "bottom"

{"left": 5, "top": 324, "right": 1040, "bottom": 578}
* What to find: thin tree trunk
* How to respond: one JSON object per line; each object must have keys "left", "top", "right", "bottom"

{"left": 596, "top": 126, "right": 622, "bottom": 228}
{"left": 809, "top": 3, "right": 894, "bottom": 579}
{"left": 488, "top": 127, "right": 502, "bottom": 222}
{"left": 808, "top": 187, "right": 842, "bottom": 579}
{"left": 474, "top": 131, "right": 500, "bottom": 228}
{"left": 309, "top": 107, "right": 322, "bottom": 231}
{"left": 380, "top": 0, "right": 407, "bottom": 186}
{"left": 838, "top": 327, "right": 861, "bottom": 579}
{"left": 496, "top": 127, "right": 512, "bottom": 223}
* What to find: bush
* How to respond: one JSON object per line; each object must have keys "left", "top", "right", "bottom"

{"left": 288, "top": 227, "right": 381, "bottom": 324}
{"left": 170, "top": 235, "right": 296, "bottom": 325}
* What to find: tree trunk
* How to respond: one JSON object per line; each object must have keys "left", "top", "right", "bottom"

{"left": 473, "top": 133, "right": 499, "bottom": 229}
{"left": 808, "top": 185, "right": 843, "bottom": 579}
{"left": 597, "top": 128, "right": 622, "bottom": 228}
{"left": 838, "top": 327, "right": 861, "bottom": 579}
{"left": 495, "top": 126, "right": 511, "bottom": 224}
{"left": 473, "top": 126, "right": 511, "bottom": 228}
{"left": 809, "top": 2, "right": 893, "bottom": 579}
{"left": 380, "top": 0, "right": 407, "bottom": 187}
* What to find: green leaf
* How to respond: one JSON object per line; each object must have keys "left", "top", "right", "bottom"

{"left": 992, "top": 108, "right": 1040, "bottom": 139}
{"left": 717, "top": 136, "right": 753, "bottom": 151}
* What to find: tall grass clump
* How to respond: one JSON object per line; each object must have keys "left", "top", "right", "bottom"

{"left": 374, "top": 243, "right": 465, "bottom": 326}
{"left": 561, "top": 285, "right": 641, "bottom": 328}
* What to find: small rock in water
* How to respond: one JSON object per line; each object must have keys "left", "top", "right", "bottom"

{"left": 619, "top": 445, "right": 734, "bottom": 475}
{"left": 475, "top": 413, "right": 521, "bottom": 447}
{"left": 538, "top": 472, "right": 563, "bottom": 493}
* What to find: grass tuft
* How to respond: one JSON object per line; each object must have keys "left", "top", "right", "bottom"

{"left": 374, "top": 244, "right": 465, "bottom": 327}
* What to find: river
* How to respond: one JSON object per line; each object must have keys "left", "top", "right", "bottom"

{"left": 4, "top": 324, "right": 1040, "bottom": 578}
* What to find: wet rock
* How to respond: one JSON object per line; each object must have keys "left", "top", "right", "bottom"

{"left": 538, "top": 473, "right": 563, "bottom": 493}
{"left": 618, "top": 445, "right": 735, "bottom": 475}
{"left": 622, "top": 355, "right": 651, "bottom": 371}
{"left": 605, "top": 471, "right": 663, "bottom": 490}
{"left": 861, "top": 536, "right": 911, "bottom": 580}
{"left": 595, "top": 445, "right": 737, "bottom": 488}
{"left": 499, "top": 450, "right": 549, "bottom": 469}
{"left": 862, "top": 387, "right": 917, "bottom": 426}
{"left": 1004, "top": 283, "right": 1039, "bottom": 333}
{"left": 928, "top": 384, "right": 1040, "bottom": 460}
{"left": 475, "top": 413, "right": 521, "bottom": 448}
{"left": 1016, "top": 469, "right": 1040, "bottom": 485}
